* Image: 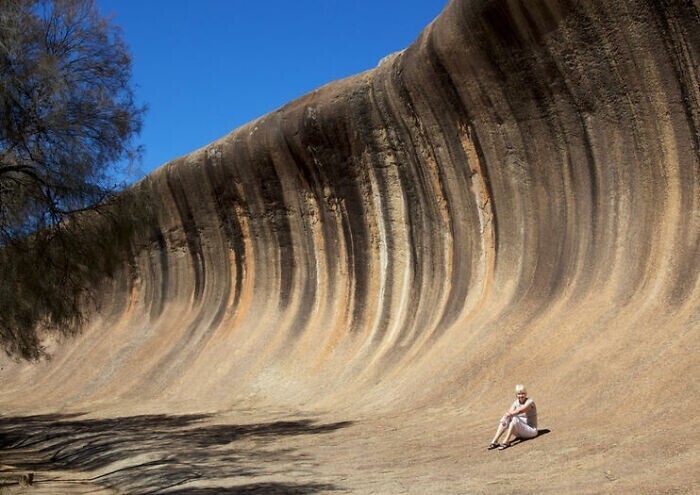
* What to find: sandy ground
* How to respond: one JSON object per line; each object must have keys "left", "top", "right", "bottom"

{"left": 0, "top": 403, "right": 696, "bottom": 494}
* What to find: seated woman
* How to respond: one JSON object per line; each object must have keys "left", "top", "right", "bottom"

{"left": 488, "top": 384, "right": 538, "bottom": 450}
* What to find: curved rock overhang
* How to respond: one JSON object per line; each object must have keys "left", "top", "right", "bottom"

{"left": 2, "top": 0, "right": 697, "bottom": 422}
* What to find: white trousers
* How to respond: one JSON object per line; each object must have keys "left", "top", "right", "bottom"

{"left": 500, "top": 415, "right": 538, "bottom": 439}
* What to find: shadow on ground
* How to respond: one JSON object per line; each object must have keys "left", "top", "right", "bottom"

{"left": 0, "top": 412, "right": 352, "bottom": 493}
{"left": 506, "top": 428, "right": 551, "bottom": 449}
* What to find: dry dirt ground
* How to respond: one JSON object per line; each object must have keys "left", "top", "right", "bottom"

{"left": 0, "top": 402, "right": 695, "bottom": 494}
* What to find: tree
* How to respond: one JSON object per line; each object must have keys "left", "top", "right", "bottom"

{"left": 0, "top": 0, "right": 146, "bottom": 359}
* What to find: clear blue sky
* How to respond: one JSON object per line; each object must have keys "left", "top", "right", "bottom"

{"left": 96, "top": 1, "right": 449, "bottom": 181}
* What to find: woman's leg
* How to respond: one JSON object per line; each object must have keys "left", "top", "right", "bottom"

{"left": 511, "top": 418, "right": 538, "bottom": 440}
{"left": 501, "top": 418, "right": 538, "bottom": 448}
{"left": 490, "top": 415, "right": 510, "bottom": 445}
{"left": 501, "top": 418, "right": 517, "bottom": 445}
{"left": 490, "top": 422, "right": 506, "bottom": 445}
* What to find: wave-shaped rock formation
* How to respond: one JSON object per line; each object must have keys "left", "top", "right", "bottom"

{"left": 1, "top": 0, "right": 698, "bottom": 492}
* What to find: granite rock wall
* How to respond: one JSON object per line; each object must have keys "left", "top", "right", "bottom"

{"left": 3, "top": 0, "right": 698, "bottom": 416}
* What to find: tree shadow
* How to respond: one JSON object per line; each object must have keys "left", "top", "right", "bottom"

{"left": 163, "top": 483, "right": 340, "bottom": 494}
{"left": 0, "top": 412, "right": 353, "bottom": 494}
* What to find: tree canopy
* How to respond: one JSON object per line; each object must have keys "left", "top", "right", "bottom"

{"left": 0, "top": 0, "right": 146, "bottom": 359}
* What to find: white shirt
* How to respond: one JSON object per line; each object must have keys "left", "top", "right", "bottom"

{"left": 511, "top": 398, "right": 537, "bottom": 428}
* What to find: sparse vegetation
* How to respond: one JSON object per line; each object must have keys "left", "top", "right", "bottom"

{"left": 0, "top": 0, "right": 146, "bottom": 358}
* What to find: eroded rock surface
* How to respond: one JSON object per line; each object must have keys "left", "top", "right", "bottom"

{"left": 1, "top": 0, "right": 697, "bottom": 493}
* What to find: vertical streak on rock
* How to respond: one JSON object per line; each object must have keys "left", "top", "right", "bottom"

{"left": 164, "top": 162, "right": 206, "bottom": 306}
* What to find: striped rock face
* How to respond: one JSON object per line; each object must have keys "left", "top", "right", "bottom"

{"left": 0, "top": 0, "right": 697, "bottom": 492}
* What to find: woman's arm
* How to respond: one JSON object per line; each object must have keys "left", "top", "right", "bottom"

{"left": 507, "top": 399, "right": 533, "bottom": 416}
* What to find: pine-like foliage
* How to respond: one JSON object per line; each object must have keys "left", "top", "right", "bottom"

{"left": 0, "top": 0, "right": 146, "bottom": 359}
